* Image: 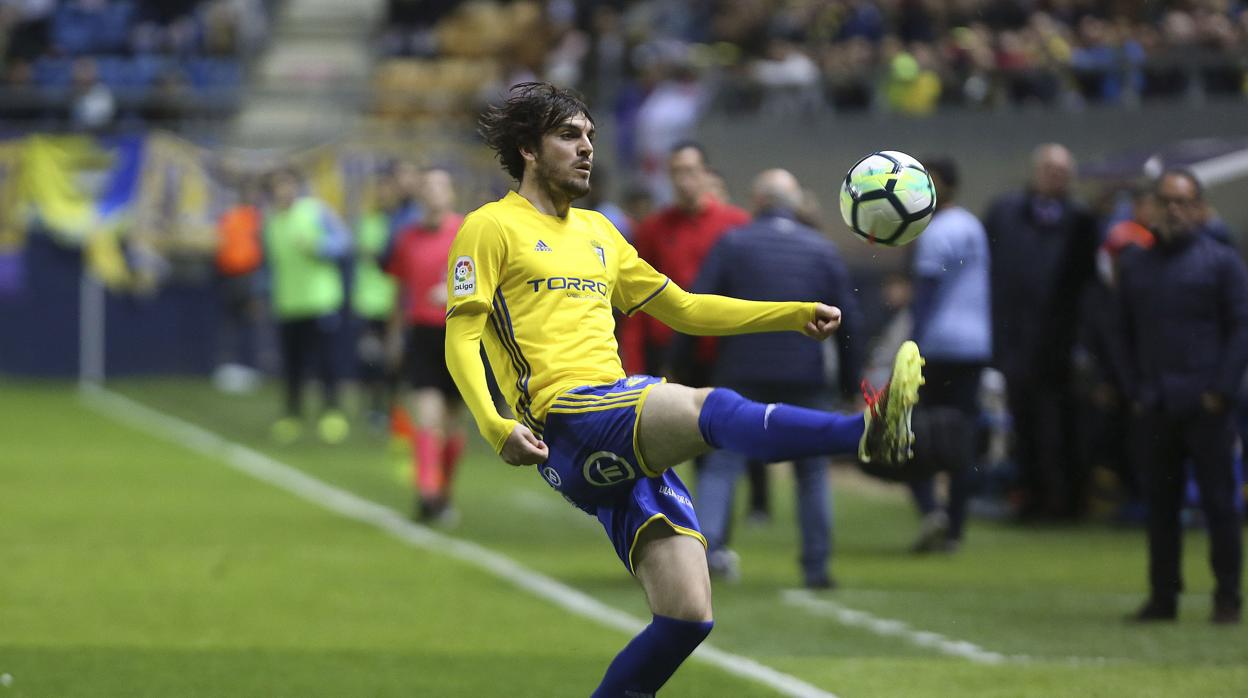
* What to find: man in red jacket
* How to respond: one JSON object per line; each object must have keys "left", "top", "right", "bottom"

{"left": 621, "top": 142, "right": 749, "bottom": 379}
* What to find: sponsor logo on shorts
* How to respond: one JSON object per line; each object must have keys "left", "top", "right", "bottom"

{"left": 659, "top": 485, "right": 693, "bottom": 508}
{"left": 625, "top": 376, "right": 647, "bottom": 387}
{"left": 452, "top": 256, "right": 475, "bottom": 297}
{"left": 541, "top": 466, "right": 562, "bottom": 487}
{"left": 583, "top": 451, "right": 636, "bottom": 487}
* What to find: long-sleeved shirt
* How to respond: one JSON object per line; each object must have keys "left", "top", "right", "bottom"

{"left": 442, "top": 192, "right": 815, "bottom": 452}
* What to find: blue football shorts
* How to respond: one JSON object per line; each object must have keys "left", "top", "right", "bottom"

{"left": 536, "top": 374, "right": 706, "bottom": 574}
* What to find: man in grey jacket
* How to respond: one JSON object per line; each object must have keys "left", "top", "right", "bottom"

{"left": 907, "top": 157, "right": 991, "bottom": 553}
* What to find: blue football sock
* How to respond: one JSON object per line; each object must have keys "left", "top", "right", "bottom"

{"left": 592, "top": 615, "right": 714, "bottom": 697}
{"left": 697, "top": 388, "right": 864, "bottom": 462}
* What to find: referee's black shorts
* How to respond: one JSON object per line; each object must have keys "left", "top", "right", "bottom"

{"left": 404, "top": 325, "right": 456, "bottom": 395}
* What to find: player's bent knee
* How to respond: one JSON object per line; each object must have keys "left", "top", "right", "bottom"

{"left": 656, "top": 573, "right": 713, "bottom": 623}
{"left": 690, "top": 387, "right": 713, "bottom": 413}
{"left": 655, "top": 594, "right": 713, "bottom": 623}
{"left": 682, "top": 597, "right": 714, "bottom": 624}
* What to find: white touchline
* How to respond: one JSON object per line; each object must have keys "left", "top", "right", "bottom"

{"left": 782, "top": 589, "right": 1017, "bottom": 665}
{"left": 81, "top": 386, "right": 837, "bottom": 698}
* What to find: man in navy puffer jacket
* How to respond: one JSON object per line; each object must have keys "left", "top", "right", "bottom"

{"left": 1117, "top": 169, "right": 1248, "bottom": 624}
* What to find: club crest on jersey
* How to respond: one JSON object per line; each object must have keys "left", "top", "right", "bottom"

{"left": 452, "top": 256, "right": 475, "bottom": 296}
{"left": 590, "top": 240, "right": 606, "bottom": 267}
{"left": 535, "top": 240, "right": 552, "bottom": 252}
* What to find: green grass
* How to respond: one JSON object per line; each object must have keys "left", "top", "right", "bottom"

{"left": 3, "top": 379, "right": 1247, "bottom": 697}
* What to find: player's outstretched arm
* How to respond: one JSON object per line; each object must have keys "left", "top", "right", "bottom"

{"left": 445, "top": 309, "right": 522, "bottom": 457}
{"left": 641, "top": 282, "right": 838, "bottom": 339}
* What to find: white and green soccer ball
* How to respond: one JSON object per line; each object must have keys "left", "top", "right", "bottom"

{"left": 839, "top": 150, "right": 936, "bottom": 246}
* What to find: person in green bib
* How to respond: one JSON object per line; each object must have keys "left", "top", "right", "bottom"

{"left": 263, "top": 167, "right": 352, "bottom": 444}
{"left": 352, "top": 172, "right": 400, "bottom": 432}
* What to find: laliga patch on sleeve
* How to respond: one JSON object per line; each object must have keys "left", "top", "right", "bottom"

{"left": 452, "top": 256, "right": 476, "bottom": 296}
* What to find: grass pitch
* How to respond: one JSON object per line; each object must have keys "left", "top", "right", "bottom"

{"left": 2, "top": 379, "right": 1246, "bottom": 697}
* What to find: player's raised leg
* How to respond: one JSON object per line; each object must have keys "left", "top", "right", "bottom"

{"left": 637, "top": 341, "right": 925, "bottom": 473}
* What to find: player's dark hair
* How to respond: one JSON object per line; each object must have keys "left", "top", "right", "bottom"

{"left": 923, "top": 156, "right": 959, "bottom": 199}
{"left": 1155, "top": 167, "right": 1204, "bottom": 199}
{"left": 479, "top": 81, "right": 595, "bottom": 182}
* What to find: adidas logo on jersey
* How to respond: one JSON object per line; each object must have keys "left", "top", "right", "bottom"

{"left": 535, "top": 240, "right": 552, "bottom": 252}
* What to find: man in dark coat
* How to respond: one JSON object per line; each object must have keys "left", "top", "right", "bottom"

{"left": 1117, "top": 169, "right": 1248, "bottom": 624}
{"left": 984, "top": 143, "right": 1098, "bottom": 519}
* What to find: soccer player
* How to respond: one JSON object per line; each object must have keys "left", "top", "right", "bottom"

{"left": 385, "top": 167, "right": 467, "bottom": 523}
{"left": 444, "top": 82, "right": 923, "bottom": 696}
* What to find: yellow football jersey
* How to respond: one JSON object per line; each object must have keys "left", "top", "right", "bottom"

{"left": 446, "top": 191, "right": 667, "bottom": 436}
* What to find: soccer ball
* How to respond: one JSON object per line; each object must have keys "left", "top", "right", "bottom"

{"left": 839, "top": 151, "right": 936, "bottom": 246}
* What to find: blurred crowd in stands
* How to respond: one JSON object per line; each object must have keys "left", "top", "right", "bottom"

{"left": 2, "top": 1, "right": 1243, "bottom": 133}
{"left": 5, "top": 1, "right": 1242, "bottom": 134}
{"left": 0, "top": 0, "right": 270, "bottom": 130}
{"left": 372, "top": 0, "right": 1248, "bottom": 203}
{"left": 377, "top": 0, "right": 1248, "bottom": 122}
